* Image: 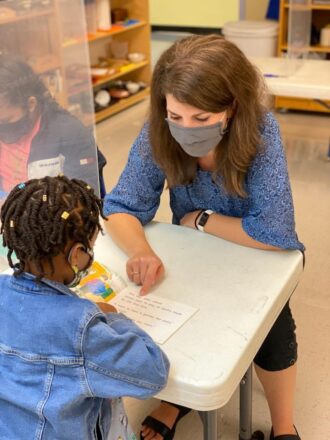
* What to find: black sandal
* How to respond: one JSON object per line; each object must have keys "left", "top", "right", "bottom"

{"left": 269, "top": 426, "right": 301, "bottom": 440}
{"left": 140, "top": 402, "right": 191, "bottom": 440}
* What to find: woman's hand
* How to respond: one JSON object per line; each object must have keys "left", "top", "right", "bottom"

{"left": 97, "top": 302, "right": 117, "bottom": 314}
{"left": 180, "top": 210, "right": 201, "bottom": 229}
{"left": 126, "top": 250, "right": 165, "bottom": 296}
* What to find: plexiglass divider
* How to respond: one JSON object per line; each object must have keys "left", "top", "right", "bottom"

{"left": 0, "top": 0, "right": 99, "bottom": 269}
{"left": 286, "top": 0, "right": 312, "bottom": 75}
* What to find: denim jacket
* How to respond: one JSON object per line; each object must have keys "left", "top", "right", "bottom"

{"left": 0, "top": 273, "right": 170, "bottom": 439}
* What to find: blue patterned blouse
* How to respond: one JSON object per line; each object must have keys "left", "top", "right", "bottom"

{"left": 104, "top": 112, "right": 304, "bottom": 250}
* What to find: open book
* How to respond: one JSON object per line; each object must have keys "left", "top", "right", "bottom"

{"left": 74, "top": 261, "right": 198, "bottom": 344}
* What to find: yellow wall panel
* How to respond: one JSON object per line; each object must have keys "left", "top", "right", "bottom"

{"left": 150, "top": 0, "right": 239, "bottom": 28}
{"left": 245, "top": 0, "right": 269, "bottom": 20}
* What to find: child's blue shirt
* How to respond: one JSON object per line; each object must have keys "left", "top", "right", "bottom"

{"left": 0, "top": 272, "right": 169, "bottom": 439}
{"left": 104, "top": 112, "right": 304, "bottom": 251}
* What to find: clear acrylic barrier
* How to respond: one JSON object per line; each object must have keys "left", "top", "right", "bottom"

{"left": 286, "top": 0, "right": 312, "bottom": 76}
{"left": 0, "top": 0, "right": 99, "bottom": 268}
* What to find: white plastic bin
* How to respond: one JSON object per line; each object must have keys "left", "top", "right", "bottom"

{"left": 222, "top": 20, "right": 279, "bottom": 57}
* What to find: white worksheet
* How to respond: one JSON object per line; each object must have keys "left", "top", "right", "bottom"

{"left": 111, "top": 287, "right": 198, "bottom": 344}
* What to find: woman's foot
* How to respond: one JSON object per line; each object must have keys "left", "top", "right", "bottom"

{"left": 140, "top": 402, "right": 180, "bottom": 440}
{"left": 270, "top": 425, "right": 301, "bottom": 440}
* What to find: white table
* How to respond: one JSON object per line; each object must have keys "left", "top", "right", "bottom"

{"left": 250, "top": 57, "right": 330, "bottom": 101}
{"left": 95, "top": 222, "right": 303, "bottom": 440}
{"left": 250, "top": 57, "right": 330, "bottom": 159}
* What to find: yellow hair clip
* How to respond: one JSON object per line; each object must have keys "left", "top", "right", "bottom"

{"left": 42, "top": 195, "right": 47, "bottom": 202}
{"left": 86, "top": 185, "right": 91, "bottom": 190}
{"left": 61, "top": 211, "right": 70, "bottom": 220}
{"left": 10, "top": 220, "right": 14, "bottom": 228}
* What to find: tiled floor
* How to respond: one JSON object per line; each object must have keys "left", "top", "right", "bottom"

{"left": 96, "top": 31, "right": 330, "bottom": 440}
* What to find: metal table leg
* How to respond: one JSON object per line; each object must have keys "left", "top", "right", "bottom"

{"left": 239, "top": 364, "right": 253, "bottom": 440}
{"left": 198, "top": 410, "right": 218, "bottom": 440}
{"left": 198, "top": 364, "right": 254, "bottom": 440}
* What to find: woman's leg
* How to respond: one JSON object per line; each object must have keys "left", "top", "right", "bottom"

{"left": 141, "top": 303, "right": 299, "bottom": 439}
{"left": 254, "top": 302, "right": 299, "bottom": 437}
{"left": 255, "top": 363, "right": 297, "bottom": 436}
{"left": 140, "top": 402, "right": 180, "bottom": 440}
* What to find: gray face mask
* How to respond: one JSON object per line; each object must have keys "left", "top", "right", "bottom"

{"left": 166, "top": 118, "right": 227, "bottom": 157}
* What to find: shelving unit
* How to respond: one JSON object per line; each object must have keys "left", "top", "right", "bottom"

{"left": 0, "top": 0, "right": 95, "bottom": 126}
{"left": 0, "top": 0, "right": 151, "bottom": 125}
{"left": 86, "top": 0, "right": 151, "bottom": 123}
{"left": 95, "top": 86, "right": 150, "bottom": 122}
{"left": 276, "top": 0, "right": 330, "bottom": 112}
{"left": 0, "top": 7, "right": 55, "bottom": 25}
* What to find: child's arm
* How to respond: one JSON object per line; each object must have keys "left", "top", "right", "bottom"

{"left": 97, "top": 302, "right": 117, "bottom": 314}
{"left": 82, "top": 312, "right": 170, "bottom": 400}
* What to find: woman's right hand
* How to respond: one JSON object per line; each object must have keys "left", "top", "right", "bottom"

{"left": 106, "top": 213, "right": 164, "bottom": 295}
{"left": 126, "top": 250, "right": 165, "bottom": 295}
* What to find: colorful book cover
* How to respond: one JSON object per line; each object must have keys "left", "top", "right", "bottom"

{"left": 73, "top": 261, "right": 126, "bottom": 303}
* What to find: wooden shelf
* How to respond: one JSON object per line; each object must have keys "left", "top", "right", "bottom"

{"left": 95, "top": 87, "right": 150, "bottom": 122}
{"left": 28, "top": 56, "right": 61, "bottom": 75}
{"left": 63, "top": 21, "right": 147, "bottom": 48}
{"left": 280, "top": 44, "right": 330, "bottom": 52}
{"left": 0, "top": 8, "right": 54, "bottom": 25}
{"left": 277, "top": 0, "right": 330, "bottom": 112}
{"left": 310, "top": 3, "right": 330, "bottom": 10}
{"left": 284, "top": 3, "right": 310, "bottom": 10}
{"left": 284, "top": 2, "right": 330, "bottom": 9}
{"left": 92, "top": 61, "right": 149, "bottom": 88}
{"left": 88, "top": 21, "right": 147, "bottom": 42}
{"left": 89, "top": 0, "right": 151, "bottom": 122}
{"left": 310, "top": 44, "right": 330, "bottom": 52}
{"left": 275, "top": 96, "right": 330, "bottom": 112}
{"left": 66, "top": 61, "right": 149, "bottom": 97}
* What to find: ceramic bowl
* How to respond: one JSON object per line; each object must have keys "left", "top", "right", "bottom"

{"left": 94, "top": 89, "right": 111, "bottom": 107}
{"left": 126, "top": 81, "right": 140, "bottom": 94}
{"left": 127, "top": 52, "right": 145, "bottom": 63}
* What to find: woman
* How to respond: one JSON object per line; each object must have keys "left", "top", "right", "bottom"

{"left": 104, "top": 35, "right": 304, "bottom": 440}
{"left": 0, "top": 55, "right": 106, "bottom": 198}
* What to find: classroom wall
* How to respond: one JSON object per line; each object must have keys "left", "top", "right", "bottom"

{"left": 150, "top": 0, "right": 239, "bottom": 28}
{"left": 245, "top": 0, "right": 269, "bottom": 20}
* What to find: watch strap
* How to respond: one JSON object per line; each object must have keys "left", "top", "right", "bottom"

{"left": 197, "top": 209, "right": 214, "bottom": 232}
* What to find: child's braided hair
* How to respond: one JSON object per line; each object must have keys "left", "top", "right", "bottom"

{"left": 0, "top": 175, "right": 106, "bottom": 278}
{"left": 0, "top": 54, "right": 55, "bottom": 111}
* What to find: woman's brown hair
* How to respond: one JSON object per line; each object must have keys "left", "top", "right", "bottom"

{"left": 149, "top": 34, "right": 267, "bottom": 197}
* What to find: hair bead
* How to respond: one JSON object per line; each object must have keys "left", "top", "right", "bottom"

{"left": 61, "top": 211, "right": 70, "bottom": 220}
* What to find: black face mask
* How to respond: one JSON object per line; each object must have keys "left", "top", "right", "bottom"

{"left": 0, "top": 113, "right": 32, "bottom": 144}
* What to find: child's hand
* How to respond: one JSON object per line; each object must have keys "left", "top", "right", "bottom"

{"left": 97, "top": 302, "right": 117, "bottom": 314}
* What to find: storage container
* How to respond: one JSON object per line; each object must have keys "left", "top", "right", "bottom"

{"left": 222, "top": 20, "right": 279, "bottom": 57}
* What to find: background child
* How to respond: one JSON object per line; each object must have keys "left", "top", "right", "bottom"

{"left": 0, "top": 55, "right": 107, "bottom": 198}
{"left": 0, "top": 175, "right": 169, "bottom": 440}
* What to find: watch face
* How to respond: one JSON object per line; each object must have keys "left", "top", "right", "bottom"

{"left": 198, "top": 212, "right": 209, "bottom": 227}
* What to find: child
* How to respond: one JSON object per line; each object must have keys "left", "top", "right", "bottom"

{"left": 0, "top": 55, "right": 107, "bottom": 198}
{"left": 0, "top": 176, "right": 170, "bottom": 440}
